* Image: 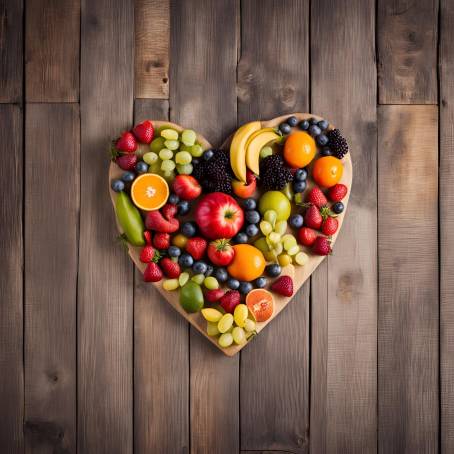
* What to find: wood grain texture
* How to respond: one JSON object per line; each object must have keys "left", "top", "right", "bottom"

{"left": 133, "top": 99, "right": 189, "bottom": 453}
{"left": 440, "top": 2, "right": 454, "bottom": 452}
{"left": 0, "top": 105, "right": 23, "bottom": 453}
{"left": 24, "top": 104, "right": 79, "bottom": 454}
{"left": 378, "top": 106, "right": 439, "bottom": 453}
{"left": 311, "top": 1, "right": 378, "bottom": 453}
{"left": 378, "top": 0, "right": 438, "bottom": 104}
{"left": 78, "top": 0, "right": 134, "bottom": 452}
{"left": 0, "top": 0, "right": 23, "bottom": 102}
{"left": 170, "top": 0, "right": 239, "bottom": 452}
{"left": 135, "top": 0, "right": 169, "bottom": 98}
{"left": 238, "top": 1, "right": 310, "bottom": 451}
{"left": 26, "top": 0, "right": 80, "bottom": 101}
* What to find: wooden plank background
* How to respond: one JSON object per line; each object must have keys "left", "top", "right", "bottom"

{"left": 0, "top": 0, "right": 450, "bottom": 453}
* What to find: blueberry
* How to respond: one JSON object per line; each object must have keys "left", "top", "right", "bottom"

{"left": 121, "top": 171, "right": 135, "bottom": 183}
{"left": 245, "top": 210, "right": 261, "bottom": 224}
{"left": 168, "top": 246, "right": 181, "bottom": 257}
{"left": 182, "top": 221, "right": 197, "bottom": 237}
{"left": 287, "top": 116, "right": 298, "bottom": 127}
{"left": 320, "top": 147, "right": 332, "bottom": 157}
{"left": 205, "top": 265, "right": 214, "bottom": 276}
{"left": 318, "top": 119, "right": 329, "bottom": 130}
{"left": 193, "top": 261, "right": 208, "bottom": 274}
{"left": 246, "top": 224, "right": 259, "bottom": 237}
{"left": 111, "top": 179, "right": 125, "bottom": 192}
{"left": 266, "top": 263, "right": 282, "bottom": 277}
{"left": 215, "top": 268, "right": 228, "bottom": 282}
{"left": 135, "top": 161, "right": 149, "bottom": 174}
{"left": 239, "top": 281, "right": 253, "bottom": 295}
{"left": 179, "top": 253, "right": 194, "bottom": 268}
{"left": 309, "top": 117, "right": 319, "bottom": 125}
{"left": 177, "top": 200, "right": 190, "bottom": 216}
{"left": 243, "top": 198, "right": 256, "bottom": 210}
{"left": 289, "top": 214, "right": 304, "bottom": 229}
{"left": 255, "top": 276, "right": 268, "bottom": 288}
{"left": 233, "top": 232, "right": 248, "bottom": 244}
{"left": 168, "top": 193, "right": 180, "bottom": 204}
{"left": 203, "top": 149, "right": 214, "bottom": 161}
{"left": 309, "top": 125, "right": 322, "bottom": 137}
{"left": 332, "top": 202, "right": 344, "bottom": 214}
{"left": 299, "top": 119, "right": 310, "bottom": 130}
{"left": 294, "top": 168, "right": 308, "bottom": 181}
{"left": 316, "top": 134, "right": 329, "bottom": 146}
{"left": 227, "top": 278, "right": 240, "bottom": 290}
{"left": 279, "top": 122, "right": 291, "bottom": 135}
{"left": 293, "top": 180, "right": 307, "bottom": 193}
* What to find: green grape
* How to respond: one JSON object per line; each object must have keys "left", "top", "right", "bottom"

{"left": 179, "top": 272, "right": 189, "bottom": 287}
{"left": 218, "top": 332, "right": 234, "bottom": 348}
{"left": 204, "top": 276, "right": 219, "bottom": 290}
{"left": 260, "top": 146, "right": 273, "bottom": 159}
{"left": 201, "top": 308, "right": 223, "bottom": 322}
{"left": 282, "top": 182, "right": 294, "bottom": 200}
{"left": 218, "top": 313, "right": 234, "bottom": 334}
{"left": 148, "top": 160, "right": 162, "bottom": 175}
{"left": 163, "top": 279, "right": 179, "bottom": 291}
{"left": 207, "top": 321, "right": 220, "bottom": 337}
{"left": 274, "top": 220, "right": 287, "bottom": 235}
{"left": 294, "top": 251, "right": 309, "bottom": 266}
{"left": 294, "top": 192, "right": 304, "bottom": 205}
{"left": 176, "top": 163, "right": 193, "bottom": 175}
{"left": 264, "top": 249, "right": 277, "bottom": 262}
{"left": 283, "top": 235, "right": 297, "bottom": 251}
{"left": 150, "top": 137, "right": 166, "bottom": 154}
{"left": 181, "top": 129, "right": 197, "bottom": 146}
{"left": 244, "top": 318, "right": 256, "bottom": 333}
{"left": 159, "top": 148, "right": 173, "bottom": 160}
{"left": 161, "top": 159, "right": 176, "bottom": 172}
{"left": 232, "top": 327, "right": 246, "bottom": 345}
{"left": 268, "top": 232, "right": 281, "bottom": 244}
{"left": 254, "top": 237, "right": 270, "bottom": 254}
{"left": 278, "top": 254, "right": 292, "bottom": 267}
{"left": 260, "top": 221, "right": 273, "bottom": 236}
{"left": 160, "top": 128, "right": 179, "bottom": 140}
{"left": 155, "top": 124, "right": 172, "bottom": 136}
{"left": 190, "top": 144, "right": 204, "bottom": 157}
{"left": 287, "top": 245, "right": 300, "bottom": 256}
{"left": 175, "top": 151, "right": 192, "bottom": 165}
{"left": 143, "top": 151, "right": 159, "bottom": 165}
{"left": 273, "top": 242, "right": 283, "bottom": 255}
{"left": 162, "top": 170, "right": 175, "bottom": 182}
{"left": 263, "top": 210, "right": 277, "bottom": 226}
{"left": 233, "top": 304, "right": 248, "bottom": 328}
{"left": 179, "top": 144, "right": 193, "bottom": 153}
{"left": 191, "top": 274, "right": 205, "bottom": 285}
{"left": 164, "top": 139, "right": 180, "bottom": 151}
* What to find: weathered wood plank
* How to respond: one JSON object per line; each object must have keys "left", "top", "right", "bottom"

{"left": 133, "top": 99, "right": 189, "bottom": 453}
{"left": 378, "top": 0, "right": 438, "bottom": 104}
{"left": 26, "top": 0, "right": 80, "bottom": 101}
{"left": 78, "top": 0, "right": 134, "bottom": 452}
{"left": 311, "top": 1, "right": 378, "bottom": 453}
{"left": 378, "top": 105, "right": 439, "bottom": 453}
{"left": 238, "top": 1, "right": 310, "bottom": 452}
{"left": 135, "top": 0, "right": 169, "bottom": 98}
{"left": 0, "top": 0, "right": 23, "bottom": 102}
{"left": 0, "top": 104, "right": 24, "bottom": 453}
{"left": 170, "top": 1, "right": 239, "bottom": 452}
{"left": 440, "top": 2, "right": 454, "bottom": 452}
{"left": 24, "top": 103, "right": 79, "bottom": 454}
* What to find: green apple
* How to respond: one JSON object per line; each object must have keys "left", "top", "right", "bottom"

{"left": 258, "top": 191, "right": 291, "bottom": 221}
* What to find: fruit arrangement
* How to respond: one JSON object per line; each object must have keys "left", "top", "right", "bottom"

{"left": 109, "top": 114, "right": 352, "bottom": 355}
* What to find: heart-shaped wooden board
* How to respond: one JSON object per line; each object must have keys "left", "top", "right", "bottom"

{"left": 109, "top": 113, "right": 352, "bottom": 356}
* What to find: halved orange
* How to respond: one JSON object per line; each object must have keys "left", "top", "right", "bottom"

{"left": 131, "top": 173, "right": 169, "bottom": 211}
{"left": 246, "top": 289, "right": 274, "bottom": 322}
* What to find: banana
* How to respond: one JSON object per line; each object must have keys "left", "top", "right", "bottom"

{"left": 230, "top": 121, "right": 261, "bottom": 182}
{"left": 245, "top": 128, "right": 280, "bottom": 175}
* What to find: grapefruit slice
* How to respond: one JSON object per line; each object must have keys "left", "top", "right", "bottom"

{"left": 246, "top": 289, "right": 274, "bottom": 322}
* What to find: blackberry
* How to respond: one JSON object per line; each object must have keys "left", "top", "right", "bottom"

{"left": 327, "top": 129, "right": 349, "bottom": 159}
{"left": 191, "top": 161, "right": 206, "bottom": 181}
{"left": 196, "top": 149, "right": 233, "bottom": 194}
{"left": 259, "top": 154, "right": 293, "bottom": 191}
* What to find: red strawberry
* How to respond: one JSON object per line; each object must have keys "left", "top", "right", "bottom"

{"left": 143, "top": 262, "right": 163, "bottom": 282}
{"left": 271, "top": 276, "right": 294, "bottom": 297}
{"left": 140, "top": 245, "right": 156, "bottom": 263}
{"left": 321, "top": 217, "right": 338, "bottom": 236}
{"left": 328, "top": 184, "right": 347, "bottom": 202}
{"left": 116, "top": 153, "right": 137, "bottom": 170}
{"left": 312, "top": 236, "right": 332, "bottom": 256}
{"left": 172, "top": 175, "right": 202, "bottom": 200}
{"left": 219, "top": 290, "right": 241, "bottom": 314}
{"left": 153, "top": 232, "right": 170, "bottom": 250}
{"left": 185, "top": 237, "right": 207, "bottom": 260}
{"left": 307, "top": 186, "right": 328, "bottom": 208}
{"left": 160, "top": 257, "right": 181, "bottom": 278}
{"left": 133, "top": 120, "right": 154, "bottom": 144}
{"left": 298, "top": 227, "right": 318, "bottom": 246}
{"left": 143, "top": 230, "right": 152, "bottom": 245}
{"left": 146, "top": 210, "right": 179, "bottom": 233}
{"left": 116, "top": 131, "right": 137, "bottom": 153}
{"left": 304, "top": 205, "right": 323, "bottom": 230}
{"left": 205, "top": 288, "right": 225, "bottom": 303}
{"left": 161, "top": 203, "right": 178, "bottom": 221}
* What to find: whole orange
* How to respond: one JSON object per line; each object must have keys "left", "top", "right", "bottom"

{"left": 283, "top": 131, "right": 316, "bottom": 168}
{"left": 312, "top": 156, "right": 344, "bottom": 188}
{"left": 227, "top": 244, "right": 266, "bottom": 282}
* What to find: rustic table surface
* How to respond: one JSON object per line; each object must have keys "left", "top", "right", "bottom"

{"left": 0, "top": 0, "right": 451, "bottom": 453}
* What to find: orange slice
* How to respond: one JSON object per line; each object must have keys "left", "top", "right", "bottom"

{"left": 130, "top": 173, "right": 169, "bottom": 211}
{"left": 246, "top": 289, "right": 274, "bottom": 322}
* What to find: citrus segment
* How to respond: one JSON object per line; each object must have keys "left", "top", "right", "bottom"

{"left": 246, "top": 289, "right": 274, "bottom": 322}
{"left": 131, "top": 173, "right": 169, "bottom": 211}
{"left": 227, "top": 244, "right": 266, "bottom": 282}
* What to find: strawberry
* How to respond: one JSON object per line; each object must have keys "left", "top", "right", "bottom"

{"left": 312, "top": 236, "right": 332, "bottom": 256}
{"left": 161, "top": 203, "right": 178, "bottom": 221}
{"left": 140, "top": 245, "right": 156, "bottom": 263}
{"left": 321, "top": 217, "right": 338, "bottom": 236}
{"left": 146, "top": 210, "right": 179, "bottom": 233}
{"left": 172, "top": 175, "right": 202, "bottom": 200}
{"left": 304, "top": 205, "right": 323, "bottom": 230}
{"left": 116, "top": 131, "right": 137, "bottom": 153}
{"left": 143, "top": 230, "right": 152, "bottom": 245}
{"left": 205, "top": 288, "right": 225, "bottom": 303}
{"left": 143, "top": 262, "right": 163, "bottom": 282}
{"left": 185, "top": 237, "right": 207, "bottom": 260}
{"left": 307, "top": 186, "right": 328, "bottom": 208}
{"left": 132, "top": 120, "right": 154, "bottom": 144}
{"left": 328, "top": 184, "right": 347, "bottom": 202}
{"left": 160, "top": 257, "right": 181, "bottom": 278}
{"left": 116, "top": 153, "right": 138, "bottom": 170}
{"left": 298, "top": 227, "right": 318, "bottom": 246}
{"left": 219, "top": 290, "right": 241, "bottom": 314}
{"left": 153, "top": 232, "right": 170, "bottom": 250}
{"left": 271, "top": 276, "right": 294, "bottom": 297}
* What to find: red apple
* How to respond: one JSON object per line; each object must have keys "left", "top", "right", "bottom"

{"left": 172, "top": 175, "right": 202, "bottom": 200}
{"left": 194, "top": 192, "right": 244, "bottom": 240}
{"left": 207, "top": 239, "right": 235, "bottom": 266}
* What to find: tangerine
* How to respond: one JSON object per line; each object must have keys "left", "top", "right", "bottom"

{"left": 312, "top": 156, "right": 343, "bottom": 188}
{"left": 246, "top": 289, "right": 274, "bottom": 322}
{"left": 283, "top": 131, "right": 316, "bottom": 168}
{"left": 227, "top": 244, "right": 266, "bottom": 282}
{"left": 131, "top": 173, "right": 169, "bottom": 211}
